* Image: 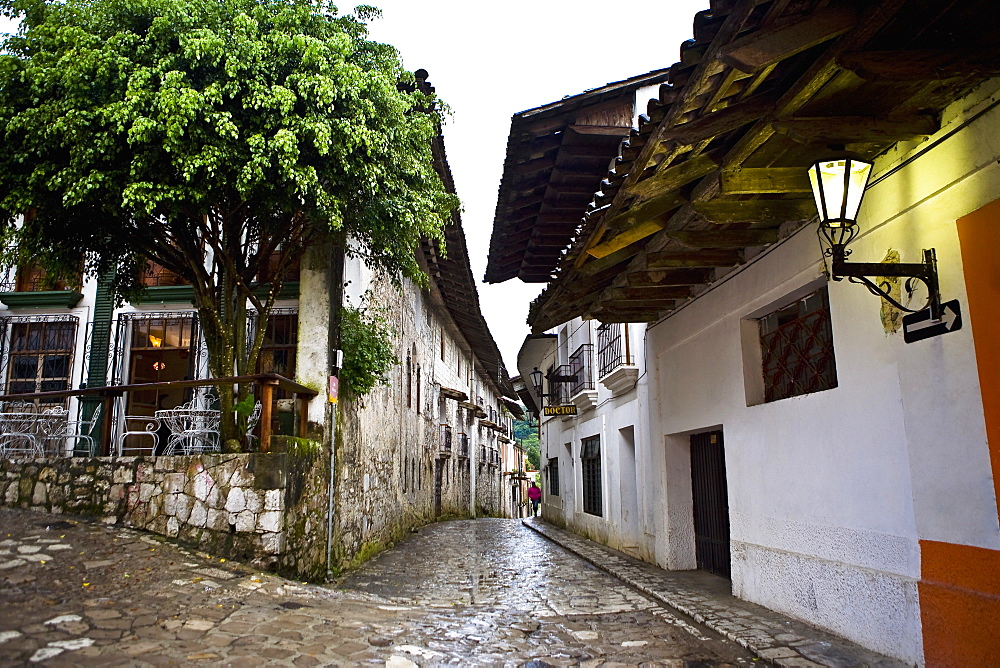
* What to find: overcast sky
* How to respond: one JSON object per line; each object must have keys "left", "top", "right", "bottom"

{"left": 0, "top": 1, "right": 709, "bottom": 374}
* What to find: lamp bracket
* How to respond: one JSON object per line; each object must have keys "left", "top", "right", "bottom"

{"left": 830, "top": 245, "right": 941, "bottom": 317}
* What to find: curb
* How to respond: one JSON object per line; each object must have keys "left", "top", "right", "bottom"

{"left": 521, "top": 518, "right": 906, "bottom": 668}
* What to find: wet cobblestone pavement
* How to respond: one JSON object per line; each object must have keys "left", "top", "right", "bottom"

{"left": 0, "top": 507, "right": 753, "bottom": 666}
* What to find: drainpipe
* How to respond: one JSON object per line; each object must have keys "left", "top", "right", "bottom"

{"left": 325, "top": 242, "right": 346, "bottom": 579}
{"left": 470, "top": 400, "right": 477, "bottom": 519}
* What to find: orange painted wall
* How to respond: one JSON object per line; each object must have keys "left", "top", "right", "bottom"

{"left": 918, "top": 541, "right": 1000, "bottom": 666}
{"left": 957, "top": 199, "right": 1000, "bottom": 512}
{"left": 918, "top": 200, "right": 1000, "bottom": 665}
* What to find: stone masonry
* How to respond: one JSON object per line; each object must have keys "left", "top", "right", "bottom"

{"left": 0, "top": 451, "right": 329, "bottom": 580}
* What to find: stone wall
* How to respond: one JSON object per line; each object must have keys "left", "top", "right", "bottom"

{"left": 329, "top": 274, "right": 505, "bottom": 572}
{"left": 0, "top": 452, "right": 328, "bottom": 579}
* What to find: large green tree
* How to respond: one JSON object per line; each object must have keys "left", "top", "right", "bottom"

{"left": 0, "top": 0, "right": 456, "bottom": 445}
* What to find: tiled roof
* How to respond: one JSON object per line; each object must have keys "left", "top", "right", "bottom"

{"left": 485, "top": 69, "right": 673, "bottom": 284}
{"left": 416, "top": 71, "right": 517, "bottom": 400}
{"left": 488, "top": 0, "right": 1000, "bottom": 331}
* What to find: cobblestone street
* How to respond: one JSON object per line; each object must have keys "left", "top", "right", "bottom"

{"left": 0, "top": 507, "right": 752, "bottom": 666}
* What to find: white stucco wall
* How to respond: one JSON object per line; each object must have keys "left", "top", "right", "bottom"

{"left": 643, "top": 79, "right": 1000, "bottom": 663}
{"left": 522, "top": 318, "right": 653, "bottom": 556}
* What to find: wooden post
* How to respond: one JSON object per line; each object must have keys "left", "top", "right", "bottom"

{"left": 259, "top": 381, "right": 275, "bottom": 453}
{"left": 100, "top": 393, "right": 117, "bottom": 457}
{"left": 297, "top": 395, "right": 308, "bottom": 438}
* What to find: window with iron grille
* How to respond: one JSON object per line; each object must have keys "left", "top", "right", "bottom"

{"left": 5, "top": 318, "right": 78, "bottom": 403}
{"left": 597, "top": 323, "right": 633, "bottom": 377}
{"left": 581, "top": 435, "right": 602, "bottom": 516}
{"left": 140, "top": 260, "right": 187, "bottom": 287}
{"left": 547, "top": 365, "right": 571, "bottom": 404}
{"left": 568, "top": 344, "right": 594, "bottom": 396}
{"left": 759, "top": 287, "right": 838, "bottom": 403}
{"left": 2, "top": 262, "right": 83, "bottom": 293}
{"left": 548, "top": 457, "right": 560, "bottom": 496}
{"left": 257, "top": 313, "right": 298, "bottom": 380}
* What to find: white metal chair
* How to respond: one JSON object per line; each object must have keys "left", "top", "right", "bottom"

{"left": 0, "top": 411, "right": 45, "bottom": 457}
{"left": 38, "top": 406, "right": 70, "bottom": 456}
{"left": 64, "top": 404, "right": 103, "bottom": 457}
{"left": 156, "top": 394, "right": 221, "bottom": 455}
{"left": 117, "top": 414, "right": 159, "bottom": 456}
{"left": 245, "top": 400, "right": 262, "bottom": 448}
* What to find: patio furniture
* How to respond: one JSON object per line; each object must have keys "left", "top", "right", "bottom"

{"left": 0, "top": 407, "right": 68, "bottom": 457}
{"left": 117, "top": 415, "right": 160, "bottom": 456}
{"left": 156, "top": 398, "right": 221, "bottom": 455}
{"left": 65, "top": 404, "right": 103, "bottom": 457}
{"left": 245, "top": 400, "right": 262, "bottom": 448}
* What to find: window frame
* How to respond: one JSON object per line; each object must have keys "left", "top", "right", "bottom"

{"left": 757, "top": 286, "right": 838, "bottom": 403}
{"left": 581, "top": 435, "right": 602, "bottom": 517}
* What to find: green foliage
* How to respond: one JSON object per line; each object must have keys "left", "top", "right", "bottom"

{"left": 514, "top": 416, "right": 540, "bottom": 469}
{"left": 0, "top": 0, "right": 456, "bottom": 442}
{"left": 0, "top": 0, "right": 456, "bottom": 290}
{"left": 340, "top": 302, "right": 396, "bottom": 399}
{"left": 231, "top": 392, "right": 255, "bottom": 436}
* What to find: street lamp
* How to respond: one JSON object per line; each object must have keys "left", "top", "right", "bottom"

{"left": 530, "top": 367, "right": 555, "bottom": 407}
{"left": 808, "top": 155, "right": 942, "bottom": 318}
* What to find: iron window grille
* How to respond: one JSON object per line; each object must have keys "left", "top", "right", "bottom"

{"left": 440, "top": 424, "right": 453, "bottom": 453}
{"left": 547, "top": 365, "right": 573, "bottom": 404}
{"left": 548, "top": 457, "right": 560, "bottom": 496}
{"left": 0, "top": 258, "right": 82, "bottom": 292}
{"left": 568, "top": 344, "right": 594, "bottom": 396}
{"left": 759, "top": 287, "right": 838, "bottom": 403}
{"left": 254, "top": 310, "right": 299, "bottom": 404}
{"left": 140, "top": 260, "right": 187, "bottom": 287}
{"left": 597, "top": 323, "right": 634, "bottom": 377}
{"left": 581, "top": 435, "right": 602, "bottom": 516}
{"left": 457, "top": 432, "right": 469, "bottom": 458}
{"left": 0, "top": 315, "right": 80, "bottom": 406}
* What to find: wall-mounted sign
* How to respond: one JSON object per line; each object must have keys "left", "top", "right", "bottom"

{"left": 543, "top": 405, "right": 577, "bottom": 416}
{"left": 902, "top": 299, "right": 962, "bottom": 344}
{"left": 328, "top": 375, "right": 339, "bottom": 404}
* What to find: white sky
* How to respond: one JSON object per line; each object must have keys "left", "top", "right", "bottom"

{"left": 1, "top": 1, "right": 709, "bottom": 372}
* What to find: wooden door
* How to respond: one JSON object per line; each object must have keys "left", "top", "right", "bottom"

{"left": 690, "top": 430, "right": 731, "bottom": 579}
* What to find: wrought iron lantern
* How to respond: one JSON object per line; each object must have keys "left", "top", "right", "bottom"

{"left": 530, "top": 367, "right": 547, "bottom": 406}
{"left": 808, "top": 155, "right": 941, "bottom": 318}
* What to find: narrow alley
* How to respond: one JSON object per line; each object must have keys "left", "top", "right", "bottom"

{"left": 0, "top": 507, "right": 752, "bottom": 666}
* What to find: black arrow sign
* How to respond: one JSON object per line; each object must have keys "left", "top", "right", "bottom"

{"left": 902, "top": 299, "right": 962, "bottom": 344}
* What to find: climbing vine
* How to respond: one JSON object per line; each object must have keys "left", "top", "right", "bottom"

{"left": 340, "top": 304, "right": 397, "bottom": 399}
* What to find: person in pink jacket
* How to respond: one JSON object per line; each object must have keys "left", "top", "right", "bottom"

{"left": 527, "top": 482, "right": 542, "bottom": 517}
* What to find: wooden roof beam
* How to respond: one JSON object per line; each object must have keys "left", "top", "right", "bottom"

{"left": 658, "top": 92, "right": 778, "bottom": 145}
{"left": 629, "top": 151, "right": 721, "bottom": 200}
{"left": 585, "top": 219, "right": 668, "bottom": 259}
{"left": 771, "top": 115, "right": 938, "bottom": 144}
{"left": 648, "top": 250, "right": 743, "bottom": 268}
{"left": 626, "top": 269, "right": 714, "bottom": 287}
{"left": 594, "top": 298, "right": 678, "bottom": 311}
{"left": 720, "top": 5, "right": 858, "bottom": 73}
{"left": 693, "top": 198, "right": 815, "bottom": 223}
{"left": 837, "top": 49, "right": 1000, "bottom": 81}
{"left": 603, "top": 286, "right": 693, "bottom": 301}
{"left": 666, "top": 229, "right": 779, "bottom": 248}
{"left": 590, "top": 308, "right": 665, "bottom": 323}
{"left": 578, "top": 241, "right": 646, "bottom": 276}
{"left": 721, "top": 167, "right": 812, "bottom": 194}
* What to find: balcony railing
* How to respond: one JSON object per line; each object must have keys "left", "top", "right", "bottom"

{"left": 568, "top": 344, "right": 594, "bottom": 396}
{"left": 0, "top": 260, "right": 83, "bottom": 293}
{"left": 457, "top": 432, "right": 469, "bottom": 458}
{"left": 597, "top": 323, "right": 634, "bottom": 377}
{"left": 0, "top": 373, "right": 316, "bottom": 458}
{"left": 548, "top": 365, "right": 573, "bottom": 404}
{"left": 439, "top": 424, "right": 452, "bottom": 454}
{"left": 140, "top": 261, "right": 188, "bottom": 288}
